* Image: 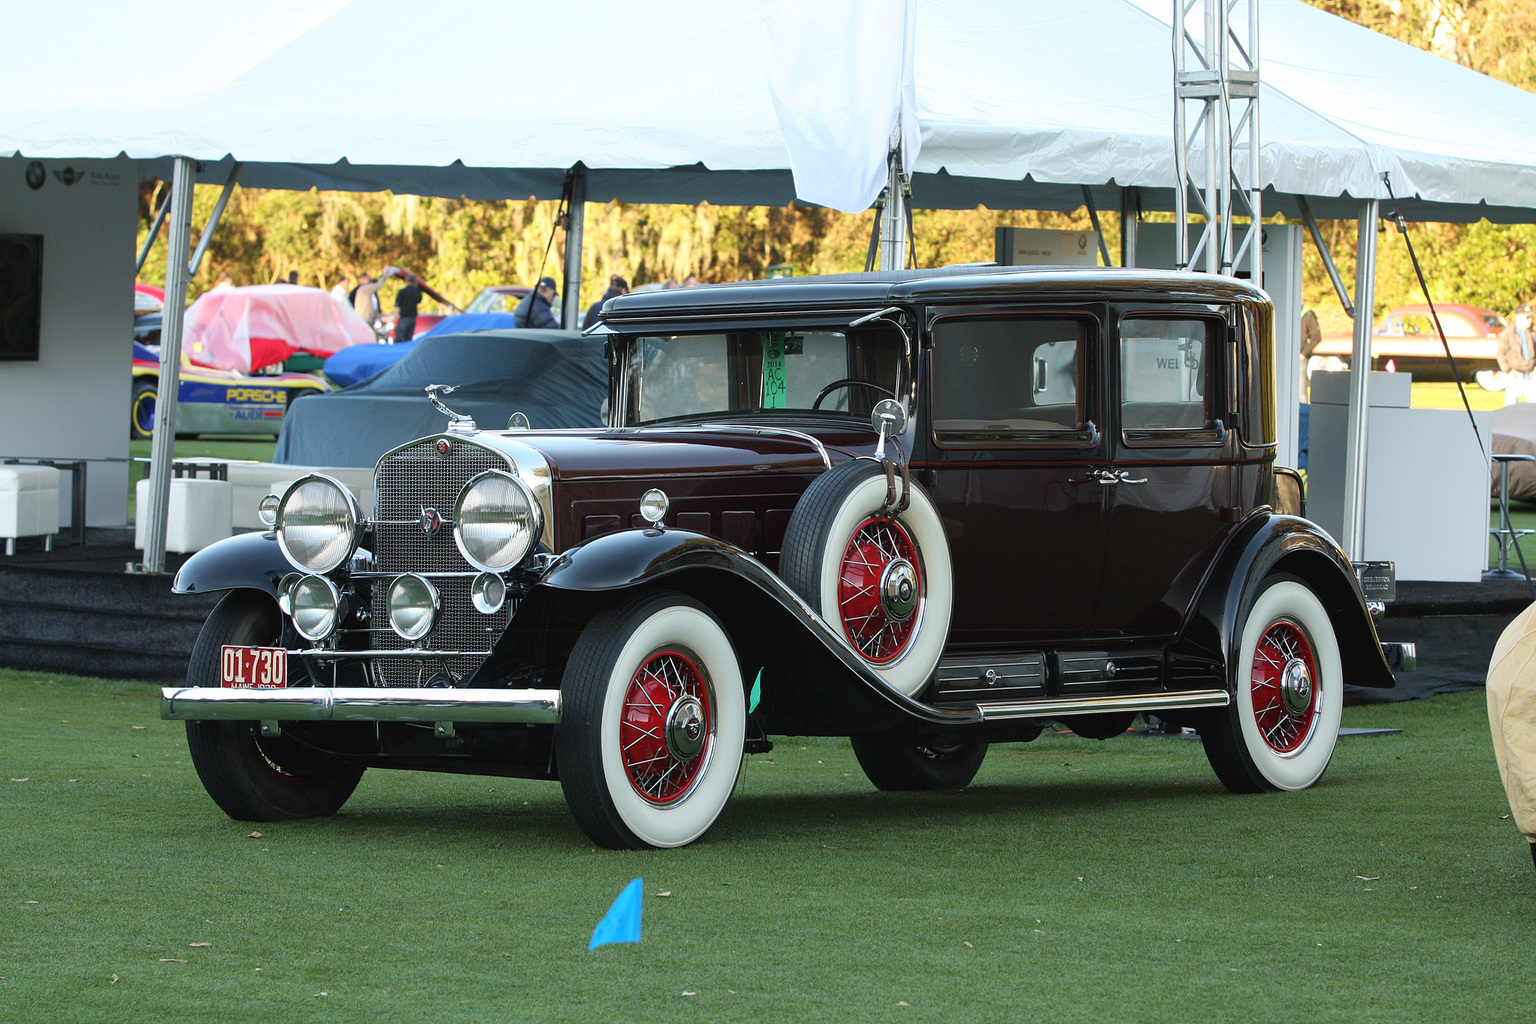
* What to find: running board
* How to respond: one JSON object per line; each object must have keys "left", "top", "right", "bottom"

{"left": 160, "top": 686, "right": 562, "bottom": 725}
{"left": 970, "top": 689, "right": 1230, "bottom": 721}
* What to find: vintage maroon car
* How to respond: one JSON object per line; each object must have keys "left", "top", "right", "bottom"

{"left": 1310, "top": 302, "right": 1507, "bottom": 379}
{"left": 161, "top": 266, "right": 1409, "bottom": 849}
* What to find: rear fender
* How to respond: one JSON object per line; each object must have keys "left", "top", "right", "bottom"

{"left": 477, "top": 528, "right": 979, "bottom": 734}
{"left": 171, "top": 531, "right": 292, "bottom": 599}
{"left": 1177, "top": 513, "right": 1395, "bottom": 690}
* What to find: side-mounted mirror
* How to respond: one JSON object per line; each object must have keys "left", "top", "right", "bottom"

{"left": 871, "top": 399, "right": 907, "bottom": 460}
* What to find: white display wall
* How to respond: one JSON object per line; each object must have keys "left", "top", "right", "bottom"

{"left": 0, "top": 155, "right": 136, "bottom": 526}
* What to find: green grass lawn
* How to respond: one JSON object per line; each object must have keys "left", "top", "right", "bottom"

{"left": 2, "top": 670, "right": 1530, "bottom": 1023}
{"left": 1409, "top": 381, "right": 1504, "bottom": 411}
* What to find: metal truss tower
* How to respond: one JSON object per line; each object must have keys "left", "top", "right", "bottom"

{"left": 1173, "top": 0, "right": 1262, "bottom": 281}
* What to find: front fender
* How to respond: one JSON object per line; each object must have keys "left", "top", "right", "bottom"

{"left": 482, "top": 528, "right": 979, "bottom": 732}
{"left": 1177, "top": 513, "right": 1395, "bottom": 691}
{"left": 171, "top": 531, "right": 292, "bottom": 599}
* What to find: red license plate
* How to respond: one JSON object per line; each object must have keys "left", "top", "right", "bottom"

{"left": 220, "top": 645, "right": 289, "bottom": 688}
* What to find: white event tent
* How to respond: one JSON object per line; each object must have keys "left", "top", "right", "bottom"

{"left": 5, "top": 0, "right": 1536, "bottom": 571}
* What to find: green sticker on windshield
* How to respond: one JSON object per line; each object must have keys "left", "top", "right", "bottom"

{"left": 762, "top": 333, "right": 787, "bottom": 409}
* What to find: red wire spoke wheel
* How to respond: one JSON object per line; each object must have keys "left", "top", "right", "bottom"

{"left": 837, "top": 516, "right": 922, "bottom": 663}
{"left": 558, "top": 592, "right": 746, "bottom": 849}
{"left": 1200, "top": 575, "right": 1342, "bottom": 793}
{"left": 1249, "top": 618, "right": 1319, "bottom": 754}
{"left": 780, "top": 460, "right": 952, "bottom": 697}
{"left": 619, "top": 648, "right": 713, "bottom": 804}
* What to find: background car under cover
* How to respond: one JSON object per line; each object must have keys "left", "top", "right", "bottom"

{"left": 273, "top": 328, "right": 608, "bottom": 467}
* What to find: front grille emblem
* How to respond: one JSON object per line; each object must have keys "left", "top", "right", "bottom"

{"left": 436, "top": 438, "right": 451, "bottom": 455}
{"left": 420, "top": 506, "right": 445, "bottom": 536}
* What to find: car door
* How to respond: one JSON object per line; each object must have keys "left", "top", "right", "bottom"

{"left": 1094, "top": 309, "right": 1239, "bottom": 637}
{"left": 918, "top": 307, "right": 1109, "bottom": 647}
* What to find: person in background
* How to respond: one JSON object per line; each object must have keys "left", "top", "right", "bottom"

{"left": 350, "top": 273, "right": 378, "bottom": 322}
{"left": 682, "top": 274, "right": 699, "bottom": 288}
{"left": 209, "top": 272, "right": 235, "bottom": 293}
{"left": 662, "top": 278, "right": 679, "bottom": 290}
{"left": 330, "top": 275, "right": 353, "bottom": 302}
{"left": 1497, "top": 302, "right": 1536, "bottom": 406}
{"left": 514, "top": 276, "right": 560, "bottom": 329}
{"left": 585, "top": 275, "right": 628, "bottom": 326}
{"left": 1300, "top": 307, "right": 1321, "bottom": 401}
{"left": 394, "top": 272, "right": 422, "bottom": 342}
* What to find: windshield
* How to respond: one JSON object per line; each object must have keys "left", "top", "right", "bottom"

{"left": 619, "top": 327, "right": 905, "bottom": 426}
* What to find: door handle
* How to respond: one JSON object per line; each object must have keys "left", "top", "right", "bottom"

{"left": 1084, "top": 468, "right": 1148, "bottom": 485}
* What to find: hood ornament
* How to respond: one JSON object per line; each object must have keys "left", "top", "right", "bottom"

{"left": 425, "top": 384, "right": 476, "bottom": 434}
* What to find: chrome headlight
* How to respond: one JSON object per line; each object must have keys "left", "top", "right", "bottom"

{"left": 387, "top": 573, "right": 440, "bottom": 642}
{"left": 453, "top": 470, "right": 541, "bottom": 572}
{"left": 276, "top": 474, "right": 360, "bottom": 574}
{"left": 290, "top": 574, "right": 342, "bottom": 641}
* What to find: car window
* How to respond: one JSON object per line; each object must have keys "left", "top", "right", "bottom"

{"left": 1119, "top": 316, "right": 1218, "bottom": 439}
{"left": 621, "top": 328, "right": 902, "bottom": 425}
{"left": 929, "top": 315, "right": 1091, "bottom": 445}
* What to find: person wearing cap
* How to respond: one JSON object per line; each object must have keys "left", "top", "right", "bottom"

{"left": 514, "top": 276, "right": 560, "bottom": 329}
{"left": 585, "top": 275, "right": 629, "bottom": 327}
{"left": 1497, "top": 302, "right": 1536, "bottom": 405}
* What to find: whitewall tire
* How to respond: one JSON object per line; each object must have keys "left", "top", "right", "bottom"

{"left": 1202, "top": 576, "right": 1343, "bottom": 793}
{"left": 779, "top": 460, "right": 952, "bottom": 696}
{"left": 558, "top": 591, "right": 745, "bottom": 849}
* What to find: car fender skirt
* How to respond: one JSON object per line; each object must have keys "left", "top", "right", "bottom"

{"left": 1180, "top": 514, "right": 1396, "bottom": 690}
{"left": 499, "top": 528, "right": 981, "bottom": 733}
{"left": 171, "top": 531, "right": 292, "bottom": 599}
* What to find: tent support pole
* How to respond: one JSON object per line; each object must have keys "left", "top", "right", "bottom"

{"left": 561, "top": 163, "right": 587, "bottom": 330}
{"left": 878, "top": 145, "right": 908, "bottom": 271}
{"left": 1081, "top": 187, "right": 1112, "bottom": 266}
{"left": 1120, "top": 188, "right": 1139, "bottom": 268}
{"left": 188, "top": 162, "right": 241, "bottom": 280}
{"left": 1341, "top": 198, "right": 1379, "bottom": 561}
{"left": 135, "top": 188, "right": 170, "bottom": 276}
{"left": 1296, "top": 195, "right": 1355, "bottom": 318}
{"left": 137, "top": 156, "right": 197, "bottom": 575}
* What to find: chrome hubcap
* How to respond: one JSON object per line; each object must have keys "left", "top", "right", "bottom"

{"left": 664, "top": 694, "right": 707, "bottom": 760}
{"left": 879, "top": 559, "right": 919, "bottom": 621}
{"left": 1279, "top": 657, "right": 1313, "bottom": 716}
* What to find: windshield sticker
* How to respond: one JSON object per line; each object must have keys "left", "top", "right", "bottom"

{"left": 762, "top": 333, "right": 787, "bottom": 409}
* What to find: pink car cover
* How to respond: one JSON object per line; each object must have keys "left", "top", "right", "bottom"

{"left": 184, "top": 285, "right": 376, "bottom": 373}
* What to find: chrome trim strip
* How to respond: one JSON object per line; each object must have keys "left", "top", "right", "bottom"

{"left": 348, "top": 570, "right": 490, "bottom": 580}
{"left": 973, "top": 689, "right": 1231, "bottom": 720}
{"left": 668, "top": 424, "right": 834, "bottom": 470}
{"left": 294, "top": 648, "right": 492, "bottom": 660}
{"left": 160, "top": 686, "right": 561, "bottom": 724}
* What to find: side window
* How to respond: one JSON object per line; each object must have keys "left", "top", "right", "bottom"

{"left": 930, "top": 315, "right": 1093, "bottom": 446}
{"left": 1119, "top": 316, "right": 1221, "bottom": 441}
{"left": 1239, "top": 305, "right": 1275, "bottom": 447}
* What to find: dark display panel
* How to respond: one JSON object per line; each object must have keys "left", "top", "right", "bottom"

{"left": 0, "top": 234, "right": 43, "bottom": 361}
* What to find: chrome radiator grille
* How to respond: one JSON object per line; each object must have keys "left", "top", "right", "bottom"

{"left": 370, "top": 438, "right": 513, "bottom": 687}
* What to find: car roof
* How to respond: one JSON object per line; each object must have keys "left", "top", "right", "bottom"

{"left": 601, "top": 265, "right": 1270, "bottom": 324}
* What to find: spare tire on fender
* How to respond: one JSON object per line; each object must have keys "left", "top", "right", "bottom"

{"left": 779, "top": 459, "right": 952, "bottom": 697}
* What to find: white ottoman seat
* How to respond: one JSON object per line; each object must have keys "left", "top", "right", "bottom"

{"left": 0, "top": 465, "right": 62, "bottom": 555}
{"left": 224, "top": 462, "right": 374, "bottom": 530}
{"left": 135, "top": 477, "right": 234, "bottom": 553}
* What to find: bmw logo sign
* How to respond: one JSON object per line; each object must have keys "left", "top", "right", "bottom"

{"left": 24, "top": 161, "right": 45, "bottom": 190}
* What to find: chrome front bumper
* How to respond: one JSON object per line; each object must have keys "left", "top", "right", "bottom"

{"left": 160, "top": 686, "right": 562, "bottom": 724}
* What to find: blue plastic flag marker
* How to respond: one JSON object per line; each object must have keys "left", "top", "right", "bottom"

{"left": 588, "top": 878, "right": 643, "bottom": 951}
